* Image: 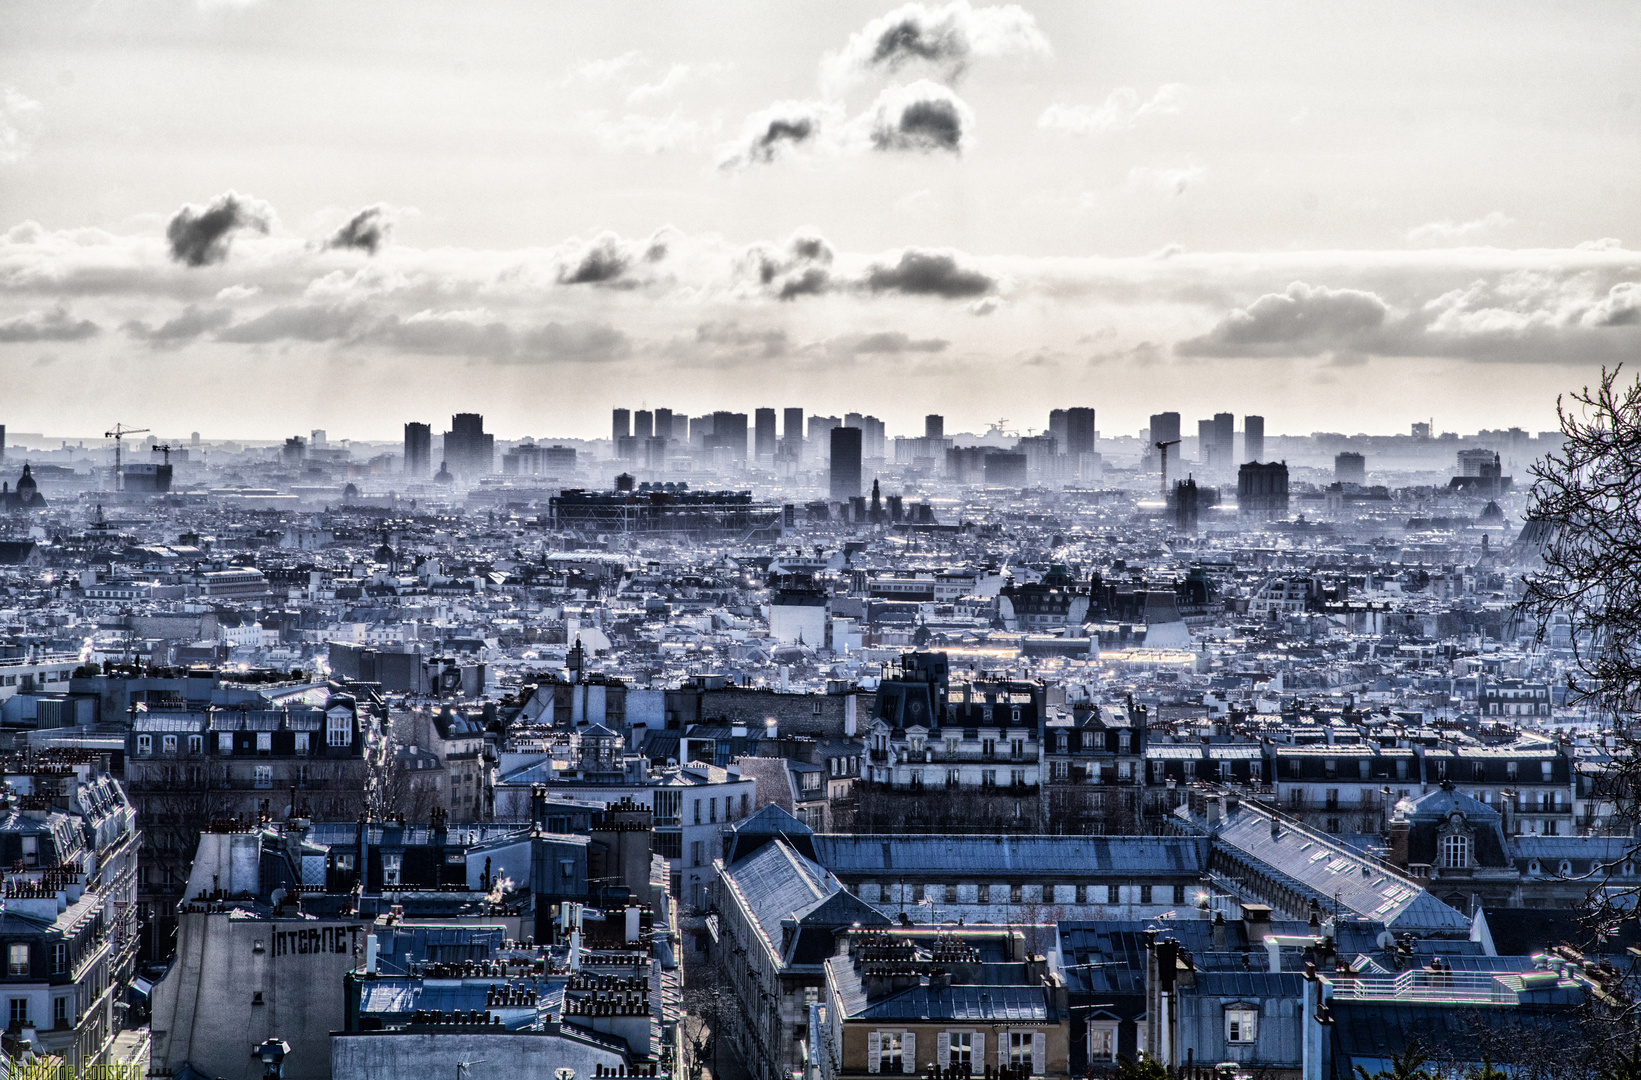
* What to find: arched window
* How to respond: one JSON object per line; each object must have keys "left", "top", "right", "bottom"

{"left": 1440, "top": 833, "right": 1470, "bottom": 869}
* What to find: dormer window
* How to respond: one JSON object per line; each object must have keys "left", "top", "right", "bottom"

{"left": 1440, "top": 833, "right": 1470, "bottom": 869}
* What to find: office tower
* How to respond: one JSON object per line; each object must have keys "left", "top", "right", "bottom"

{"left": 1197, "top": 419, "right": 1215, "bottom": 466}
{"left": 1048, "top": 409, "right": 1068, "bottom": 452}
{"left": 443, "top": 413, "right": 494, "bottom": 477}
{"left": 642, "top": 437, "right": 667, "bottom": 471}
{"left": 1213, "top": 413, "right": 1234, "bottom": 467}
{"left": 830, "top": 426, "right": 862, "bottom": 501}
{"left": 844, "top": 412, "right": 863, "bottom": 431}
{"left": 925, "top": 414, "right": 944, "bottom": 441}
{"left": 403, "top": 422, "right": 432, "bottom": 476}
{"left": 1065, "top": 408, "right": 1096, "bottom": 457}
{"left": 859, "top": 416, "right": 886, "bottom": 459}
{"left": 633, "top": 410, "right": 653, "bottom": 440}
{"left": 612, "top": 408, "right": 631, "bottom": 447}
{"left": 653, "top": 408, "right": 673, "bottom": 442}
{"left": 689, "top": 415, "right": 712, "bottom": 449}
{"left": 1335, "top": 452, "right": 1366, "bottom": 485}
{"left": 1411, "top": 421, "right": 1431, "bottom": 440}
{"left": 808, "top": 415, "right": 840, "bottom": 451}
{"left": 783, "top": 408, "right": 804, "bottom": 443}
{"left": 311, "top": 429, "right": 327, "bottom": 449}
{"left": 754, "top": 408, "right": 777, "bottom": 458}
{"left": 709, "top": 411, "right": 748, "bottom": 459}
{"left": 1149, "top": 412, "right": 1181, "bottom": 447}
{"left": 0, "top": 424, "right": 6, "bottom": 462}
{"left": 1244, "top": 415, "right": 1265, "bottom": 464}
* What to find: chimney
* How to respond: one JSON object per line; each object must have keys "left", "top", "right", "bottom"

{"left": 1206, "top": 795, "right": 1222, "bottom": 829}
{"left": 1388, "top": 816, "right": 1410, "bottom": 868}
{"left": 1212, "top": 912, "right": 1226, "bottom": 952}
{"left": 1225, "top": 791, "right": 1240, "bottom": 817}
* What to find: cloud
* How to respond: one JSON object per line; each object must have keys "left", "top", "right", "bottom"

{"left": 824, "top": 0, "right": 1050, "bottom": 87}
{"left": 0, "top": 306, "right": 99, "bottom": 342}
{"left": 1586, "top": 281, "right": 1641, "bottom": 327}
{"left": 215, "top": 303, "right": 367, "bottom": 344}
{"left": 1178, "top": 281, "right": 1388, "bottom": 356}
{"left": 557, "top": 233, "right": 635, "bottom": 286}
{"left": 719, "top": 100, "right": 842, "bottom": 169}
{"left": 327, "top": 205, "right": 394, "bottom": 254}
{"left": 739, "top": 229, "right": 837, "bottom": 299}
{"left": 515, "top": 321, "right": 631, "bottom": 364}
{"left": 165, "top": 191, "right": 274, "bottom": 267}
{"left": 847, "top": 331, "right": 949, "bottom": 353}
{"left": 1406, "top": 211, "right": 1515, "bottom": 245}
{"left": 122, "top": 304, "right": 233, "bottom": 347}
{"left": 0, "top": 87, "right": 42, "bottom": 165}
{"left": 695, "top": 321, "right": 790, "bottom": 358}
{"left": 626, "top": 63, "right": 727, "bottom": 104}
{"left": 1038, "top": 84, "right": 1188, "bottom": 135}
{"left": 864, "top": 80, "right": 974, "bottom": 153}
{"left": 864, "top": 248, "right": 994, "bottom": 297}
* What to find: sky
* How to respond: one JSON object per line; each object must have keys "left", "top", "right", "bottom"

{"left": 1, "top": 0, "right": 1638, "bottom": 442}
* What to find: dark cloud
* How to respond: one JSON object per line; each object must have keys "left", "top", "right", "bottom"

{"left": 165, "top": 191, "right": 274, "bottom": 267}
{"left": 740, "top": 230, "right": 837, "bottom": 300}
{"left": 122, "top": 305, "right": 233, "bottom": 347}
{"left": 0, "top": 307, "right": 99, "bottom": 342}
{"left": 1177, "top": 282, "right": 1388, "bottom": 356}
{"left": 719, "top": 101, "right": 839, "bottom": 169}
{"left": 696, "top": 321, "right": 789, "bottom": 358}
{"left": 830, "top": 2, "right": 1050, "bottom": 84}
{"left": 516, "top": 321, "right": 631, "bottom": 364}
{"left": 872, "top": 93, "right": 966, "bottom": 152}
{"left": 865, "top": 249, "right": 994, "bottom": 298}
{"left": 850, "top": 331, "right": 949, "bottom": 354}
{"left": 558, "top": 234, "right": 633, "bottom": 286}
{"left": 778, "top": 267, "right": 832, "bottom": 300}
{"left": 327, "top": 205, "right": 392, "bottom": 255}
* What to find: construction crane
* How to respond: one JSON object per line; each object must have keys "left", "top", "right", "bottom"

{"left": 151, "top": 444, "right": 174, "bottom": 465}
{"left": 104, "top": 424, "right": 150, "bottom": 492}
{"left": 1156, "top": 439, "right": 1181, "bottom": 501}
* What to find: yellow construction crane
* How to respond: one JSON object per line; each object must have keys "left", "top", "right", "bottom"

{"left": 104, "top": 424, "right": 150, "bottom": 492}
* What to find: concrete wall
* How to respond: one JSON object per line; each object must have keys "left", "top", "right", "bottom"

{"left": 151, "top": 911, "right": 367, "bottom": 1080}
{"left": 332, "top": 1030, "right": 626, "bottom": 1080}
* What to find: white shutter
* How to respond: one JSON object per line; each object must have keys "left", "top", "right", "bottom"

{"left": 1032, "top": 1031, "right": 1045, "bottom": 1075}
{"left": 868, "top": 1031, "right": 881, "bottom": 1073}
{"left": 974, "top": 1033, "right": 984, "bottom": 1069}
{"left": 903, "top": 1032, "right": 915, "bottom": 1074}
{"left": 999, "top": 1032, "right": 1009, "bottom": 1069}
{"left": 938, "top": 1033, "right": 950, "bottom": 1066}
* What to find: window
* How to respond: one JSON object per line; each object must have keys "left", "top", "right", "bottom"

{"left": 1010, "top": 884, "right": 1022, "bottom": 904}
{"left": 1107, "top": 884, "right": 1120, "bottom": 904}
{"left": 21, "top": 837, "right": 36, "bottom": 867}
{"left": 1140, "top": 884, "right": 1153, "bottom": 904}
{"left": 693, "top": 800, "right": 701, "bottom": 825}
{"left": 982, "top": 769, "right": 996, "bottom": 789}
{"left": 219, "top": 732, "right": 233, "bottom": 753}
{"left": 188, "top": 734, "right": 202, "bottom": 755}
{"left": 295, "top": 732, "right": 309, "bottom": 755}
{"left": 1118, "top": 730, "right": 1131, "bottom": 753}
{"left": 691, "top": 841, "right": 703, "bottom": 868}
{"left": 9, "top": 999, "right": 26, "bottom": 1026}
{"left": 136, "top": 735, "right": 152, "bottom": 756}
{"left": 709, "top": 798, "right": 717, "bottom": 824}
{"left": 326, "top": 712, "right": 352, "bottom": 748}
{"left": 253, "top": 765, "right": 272, "bottom": 789}
{"left": 947, "top": 1031, "right": 973, "bottom": 1067}
{"left": 7, "top": 944, "right": 27, "bottom": 975}
{"left": 162, "top": 735, "right": 178, "bottom": 755}
{"left": 1542, "top": 761, "right": 1553, "bottom": 781}
{"left": 257, "top": 732, "right": 272, "bottom": 753}
{"left": 1174, "top": 885, "right": 1187, "bottom": 905}
{"left": 50, "top": 945, "right": 65, "bottom": 975}
{"left": 1441, "top": 833, "right": 1470, "bottom": 869}
{"left": 1075, "top": 884, "right": 1088, "bottom": 904}
{"left": 52, "top": 996, "right": 67, "bottom": 1027}
{"left": 1088, "top": 1023, "right": 1117, "bottom": 1063}
{"left": 1226, "top": 1008, "right": 1258, "bottom": 1043}
{"left": 741, "top": 794, "right": 749, "bottom": 817}
{"left": 382, "top": 854, "right": 402, "bottom": 885}
{"left": 1008, "top": 1032, "right": 1032, "bottom": 1065}
{"left": 913, "top": 884, "right": 925, "bottom": 902}
{"left": 945, "top": 884, "right": 957, "bottom": 903}
{"left": 872, "top": 1030, "right": 911, "bottom": 1073}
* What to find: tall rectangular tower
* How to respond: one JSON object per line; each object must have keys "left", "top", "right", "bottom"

{"left": 754, "top": 408, "right": 778, "bottom": 458}
{"left": 1244, "top": 415, "right": 1265, "bottom": 464}
{"left": 830, "top": 426, "right": 862, "bottom": 501}
{"left": 403, "top": 422, "right": 431, "bottom": 476}
{"left": 611, "top": 408, "right": 631, "bottom": 447}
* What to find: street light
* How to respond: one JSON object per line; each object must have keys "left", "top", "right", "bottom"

{"left": 252, "top": 1038, "right": 290, "bottom": 1080}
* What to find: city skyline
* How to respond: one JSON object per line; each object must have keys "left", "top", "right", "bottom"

{"left": 1, "top": 2, "right": 1637, "bottom": 439}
